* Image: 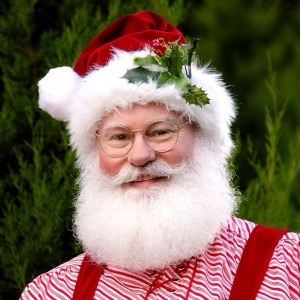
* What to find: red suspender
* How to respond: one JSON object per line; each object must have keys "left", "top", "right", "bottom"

{"left": 73, "top": 255, "right": 103, "bottom": 300}
{"left": 72, "top": 225, "right": 288, "bottom": 300}
{"left": 229, "top": 225, "right": 289, "bottom": 300}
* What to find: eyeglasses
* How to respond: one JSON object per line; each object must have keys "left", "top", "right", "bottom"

{"left": 96, "top": 119, "right": 189, "bottom": 158}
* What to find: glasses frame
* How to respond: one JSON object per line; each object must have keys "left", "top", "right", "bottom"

{"left": 96, "top": 119, "right": 189, "bottom": 158}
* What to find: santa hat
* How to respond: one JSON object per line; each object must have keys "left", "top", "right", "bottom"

{"left": 38, "top": 11, "right": 236, "bottom": 161}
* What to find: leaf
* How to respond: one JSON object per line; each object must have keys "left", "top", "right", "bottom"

{"left": 156, "top": 72, "right": 173, "bottom": 87}
{"left": 182, "top": 84, "right": 210, "bottom": 107}
{"left": 159, "top": 56, "right": 169, "bottom": 68}
{"left": 134, "top": 55, "right": 160, "bottom": 67}
{"left": 122, "top": 66, "right": 159, "bottom": 84}
{"left": 156, "top": 72, "right": 188, "bottom": 88}
{"left": 123, "top": 40, "right": 210, "bottom": 108}
{"left": 168, "top": 42, "right": 185, "bottom": 77}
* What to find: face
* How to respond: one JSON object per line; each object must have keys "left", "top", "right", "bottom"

{"left": 75, "top": 106, "right": 237, "bottom": 271}
{"left": 97, "top": 103, "right": 196, "bottom": 188}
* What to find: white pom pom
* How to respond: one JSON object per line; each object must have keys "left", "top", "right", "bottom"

{"left": 38, "top": 66, "right": 82, "bottom": 121}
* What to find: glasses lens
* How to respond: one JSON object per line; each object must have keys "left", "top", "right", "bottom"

{"left": 145, "top": 120, "right": 178, "bottom": 152}
{"left": 99, "top": 127, "right": 132, "bottom": 157}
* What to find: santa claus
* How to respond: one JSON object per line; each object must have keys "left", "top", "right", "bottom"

{"left": 21, "top": 11, "right": 300, "bottom": 300}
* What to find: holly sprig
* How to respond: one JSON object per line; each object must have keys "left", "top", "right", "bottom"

{"left": 122, "top": 39, "right": 210, "bottom": 107}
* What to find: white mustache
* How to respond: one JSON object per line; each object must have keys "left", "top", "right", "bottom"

{"left": 109, "top": 161, "right": 188, "bottom": 186}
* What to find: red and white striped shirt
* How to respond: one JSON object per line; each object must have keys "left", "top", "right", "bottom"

{"left": 20, "top": 217, "right": 300, "bottom": 299}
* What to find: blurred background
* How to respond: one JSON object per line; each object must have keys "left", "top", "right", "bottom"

{"left": 0, "top": 0, "right": 299, "bottom": 298}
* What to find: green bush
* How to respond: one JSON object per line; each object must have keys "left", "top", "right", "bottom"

{"left": 237, "top": 56, "right": 300, "bottom": 230}
{"left": 0, "top": 0, "right": 299, "bottom": 299}
{"left": 0, "top": 1, "right": 188, "bottom": 298}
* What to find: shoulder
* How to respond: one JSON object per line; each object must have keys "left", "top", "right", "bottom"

{"left": 217, "top": 217, "right": 300, "bottom": 297}
{"left": 221, "top": 216, "right": 300, "bottom": 246}
{"left": 20, "top": 253, "right": 85, "bottom": 300}
{"left": 270, "top": 229, "right": 300, "bottom": 271}
{"left": 225, "top": 217, "right": 300, "bottom": 296}
{"left": 215, "top": 217, "right": 300, "bottom": 265}
{"left": 215, "top": 217, "right": 256, "bottom": 255}
{"left": 223, "top": 216, "right": 256, "bottom": 239}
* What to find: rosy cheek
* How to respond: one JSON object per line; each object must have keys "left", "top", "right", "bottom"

{"left": 158, "top": 148, "right": 187, "bottom": 165}
{"left": 168, "top": 138, "right": 195, "bottom": 163}
{"left": 98, "top": 152, "right": 124, "bottom": 176}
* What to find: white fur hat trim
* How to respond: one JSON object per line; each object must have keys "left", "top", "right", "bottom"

{"left": 38, "top": 49, "right": 236, "bottom": 161}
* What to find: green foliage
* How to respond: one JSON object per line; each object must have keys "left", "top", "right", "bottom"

{"left": 123, "top": 40, "right": 209, "bottom": 106}
{"left": 237, "top": 57, "right": 300, "bottom": 230}
{"left": 0, "top": 0, "right": 299, "bottom": 299}
{"left": 0, "top": 1, "right": 189, "bottom": 298}
{"left": 183, "top": 0, "right": 300, "bottom": 189}
{"left": 184, "top": 0, "right": 300, "bottom": 228}
{"left": 0, "top": 126, "right": 77, "bottom": 293}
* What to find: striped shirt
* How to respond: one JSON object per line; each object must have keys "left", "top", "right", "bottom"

{"left": 20, "top": 217, "right": 300, "bottom": 299}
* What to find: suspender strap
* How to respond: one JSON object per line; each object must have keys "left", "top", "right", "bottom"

{"left": 73, "top": 225, "right": 288, "bottom": 299}
{"left": 229, "top": 225, "right": 288, "bottom": 300}
{"left": 73, "top": 254, "right": 103, "bottom": 300}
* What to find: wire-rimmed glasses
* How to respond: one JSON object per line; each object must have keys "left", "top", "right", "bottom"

{"left": 96, "top": 119, "right": 189, "bottom": 158}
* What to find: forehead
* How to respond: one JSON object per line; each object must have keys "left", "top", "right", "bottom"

{"left": 98, "top": 103, "right": 182, "bottom": 128}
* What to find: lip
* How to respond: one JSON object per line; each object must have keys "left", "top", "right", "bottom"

{"left": 124, "top": 176, "right": 166, "bottom": 189}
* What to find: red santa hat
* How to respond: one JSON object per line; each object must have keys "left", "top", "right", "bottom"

{"left": 38, "top": 11, "right": 235, "bottom": 161}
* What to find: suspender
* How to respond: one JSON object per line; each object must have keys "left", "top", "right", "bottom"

{"left": 72, "top": 225, "right": 288, "bottom": 300}
{"left": 72, "top": 255, "right": 103, "bottom": 300}
{"left": 229, "top": 225, "right": 288, "bottom": 300}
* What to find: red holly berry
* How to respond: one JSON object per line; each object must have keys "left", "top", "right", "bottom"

{"left": 150, "top": 38, "right": 168, "bottom": 56}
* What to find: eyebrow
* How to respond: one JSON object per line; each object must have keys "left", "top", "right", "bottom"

{"left": 101, "top": 117, "right": 181, "bottom": 130}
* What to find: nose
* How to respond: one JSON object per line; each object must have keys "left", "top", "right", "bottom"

{"left": 127, "top": 133, "right": 156, "bottom": 167}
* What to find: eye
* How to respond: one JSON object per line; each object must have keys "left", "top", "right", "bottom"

{"left": 146, "top": 121, "right": 178, "bottom": 140}
{"left": 110, "top": 134, "right": 131, "bottom": 141}
{"left": 101, "top": 127, "right": 132, "bottom": 146}
{"left": 149, "top": 129, "right": 173, "bottom": 137}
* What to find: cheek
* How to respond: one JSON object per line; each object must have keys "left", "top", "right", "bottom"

{"left": 163, "top": 133, "right": 196, "bottom": 165}
{"left": 98, "top": 150, "right": 125, "bottom": 176}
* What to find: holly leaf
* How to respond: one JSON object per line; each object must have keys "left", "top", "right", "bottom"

{"left": 156, "top": 72, "right": 173, "bottom": 87}
{"left": 122, "top": 39, "right": 210, "bottom": 108}
{"left": 182, "top": 84, "right": 210, "bottom": 107}
{"left": 134, "top": 55, "right": 160, "bottom": 67}
{"left": 122, "top": 66, "right": 160, "bottom": 84}
{"left": 168, "top": 42, "right": 185, "bottom": 77}
{"left": 159, "top": 56, "right": 169, "bottom": 68}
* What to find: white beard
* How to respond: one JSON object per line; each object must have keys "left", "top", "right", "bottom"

{"left": 74, "top": 136, "right": 238, "bottom": 271}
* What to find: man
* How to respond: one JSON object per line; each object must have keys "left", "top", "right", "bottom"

{"left": 21, "top": 11, "right": 300, "bottom": 300}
